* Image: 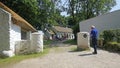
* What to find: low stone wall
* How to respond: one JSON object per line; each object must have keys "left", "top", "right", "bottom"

{"left": 15, "top": 40, "right": 31, "bottom": 55}
{"left": 15, "top": 31, "right": 44, "bottom": 55}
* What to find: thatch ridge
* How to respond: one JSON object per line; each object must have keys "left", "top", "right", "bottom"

{"left": 53, "top": 26, "right": 73, "bottom": 33}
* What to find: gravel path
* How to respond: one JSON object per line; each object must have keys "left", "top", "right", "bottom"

{"left": 7, "top": 44, "right": 120, "bottom": 68}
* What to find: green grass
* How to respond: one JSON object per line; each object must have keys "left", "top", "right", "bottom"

{"left": 44, "top": 40, "right": 53, "bottom": 48}
{"left": 63, "top": 40, "right": 77, "bottom": 45}
{"left": 44, "top": 40, "right": 53, "bottom": 45}
{"left": 0, "top": 48, "right": 50, "bottom": 67}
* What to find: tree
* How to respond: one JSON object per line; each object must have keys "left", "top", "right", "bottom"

{"left": 66, "top": 0, "right": 116, "bottom": 26}
{"left": 0, "top": 0, "right": 41, "bottom": 29}
{"left": 38, "top": 0, "right": 67, "bottom": 29}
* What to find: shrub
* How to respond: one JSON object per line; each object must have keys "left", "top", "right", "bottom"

{"left": 100, "top": 29, "right": 120, "bottom": 53}
{"left": 104, "top": 42, "right": 120, "bottom": 52}
{"left": 101, "top": 29, "right": 120, "bottom": 43}
{"left": 103, "top": 30, "right": 115, "bottom": 42}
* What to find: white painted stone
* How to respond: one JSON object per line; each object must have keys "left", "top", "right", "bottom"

{"left": 77, "top": 32, "right": 90, "bottom": 49}
{"left": 31, "top": 31, "right": 43, "bottom": 52}
{"left": 2, "top": 50, "right": 15, "bottom": 57}
{"left": 10, "top": 22, "right": 21, "bottom": 52}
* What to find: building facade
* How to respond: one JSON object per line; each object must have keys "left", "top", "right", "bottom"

{"left": 80, "top": 10, "right": 120, "bottom": 34}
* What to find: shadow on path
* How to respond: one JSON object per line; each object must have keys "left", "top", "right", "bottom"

{"left": 79, "top": 53, "right": 94, "bottom": 56}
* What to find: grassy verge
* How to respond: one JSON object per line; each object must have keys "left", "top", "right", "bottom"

{"left": 63, "top": 40, "right": 77, "bottom": 45}
{"left": 0, "top": 48, "right": 50, "bottom": 67}
{"left": 44, "top": 40, "right": 53, "bottom": 48}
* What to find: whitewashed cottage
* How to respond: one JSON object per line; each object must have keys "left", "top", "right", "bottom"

{"left": 52, "top": 26, "right": 74, "bottom": 40}
{"left": 0, "top": 2, "right": 43, "bottom": 57}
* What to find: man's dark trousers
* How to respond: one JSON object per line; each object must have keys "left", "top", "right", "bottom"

{"left": 92, "top": 37, "right": 97, "bottom": 53}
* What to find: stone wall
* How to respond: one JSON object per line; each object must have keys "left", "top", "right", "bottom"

{"left": 80, "top": 10, "right": 120, "bottom": 34}
{"left": 15, "top": 31, "right": 44, "bottom": 55}
{"left": 15, "top": 40, "right": 31, "bottom": 55}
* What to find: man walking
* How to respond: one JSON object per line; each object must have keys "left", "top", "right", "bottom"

{"left": 90, "top": 25, "right": 98, "bottom": 54}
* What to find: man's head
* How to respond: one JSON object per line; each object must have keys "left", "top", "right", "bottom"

{"left": 91, "top": 25, "right": 95, "bottom": 29}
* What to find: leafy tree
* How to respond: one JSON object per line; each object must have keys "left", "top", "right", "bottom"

{"left": 66, "top": 0, "right": 116, "bottom": 26}
{"left": 38, "top": 0, "right": 67, "bottom": 29}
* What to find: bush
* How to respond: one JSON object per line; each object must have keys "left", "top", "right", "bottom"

{"left": 101, "top": 29, "right": 120, "bottom": 43}
{"left": 103, "top": 30, "right": 115, "bottom": 42}
{"left": 100, "top": 29, "right": 120, "bottom": 53}
{"left": 44, "top": 40, "right": 53, "bottom": 49}
{"left": 103, "top": 42, "right": 120, "bottom": 52}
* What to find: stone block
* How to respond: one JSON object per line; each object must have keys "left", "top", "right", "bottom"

{"left": 77, "top": 32, "right": 90, "bottom": 50}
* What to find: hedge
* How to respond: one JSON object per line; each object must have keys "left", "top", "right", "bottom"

{"left": 101, "top": 29, "right": 120, "bottom": 43}
{"left": 100, "top": 29, "right": 120, "bottom": 52}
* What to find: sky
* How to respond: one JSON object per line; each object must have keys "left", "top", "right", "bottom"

{"left": 111, "top": 0, "right": 120, "bottom": 12}
{"left": 61, "top": 0, "right": 120, "bottom": 16}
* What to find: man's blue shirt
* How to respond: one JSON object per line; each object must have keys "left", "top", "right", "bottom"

{"left": 90, "top": 28, "right": 98, "bottom": 38}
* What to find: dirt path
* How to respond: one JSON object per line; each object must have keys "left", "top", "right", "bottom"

{"left": 7, "top": 44, "right": 120, "bottom": 68}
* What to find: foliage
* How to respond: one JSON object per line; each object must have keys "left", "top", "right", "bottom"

{"left": 38, "top": 0, "right": 67, "bottom": 30}
{"left": 99, "top": 29, "right": 120, "bottom": 53}
{"left": 103, "top": 42, "right": 120, "bottom": 52}
{"left": 72, "top": 23, "right": 79, "bottom": 40}
{"left": 67, "top": 0, "right": 116, "bottom": 19}
{"left": 101, "top": 29, "right": 120, "bottom": 43}
{"left": 44, "top": 40, "right": 53, "bottom": 49}
{"left": 63, "top": 39, "right": 77, "bottom": 45}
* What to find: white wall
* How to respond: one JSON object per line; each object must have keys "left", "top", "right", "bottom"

{"left": 0, "top": 8, "right": 21, "bottom": 57}
{"left": 0, "top": 8, "right": 10, "bottom": 52}
{"left": 10, "top": 22, "right": 21, "bottom": 52}
{"left": 80, "top": 10, "right": 120, "bottom": 34}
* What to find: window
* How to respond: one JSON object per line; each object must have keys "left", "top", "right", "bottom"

{"left": 21, "top": 30, "right": 27, "bottom": 40}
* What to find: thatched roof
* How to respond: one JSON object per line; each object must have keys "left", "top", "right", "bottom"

{"left": 53, "top": 26, "right": 73, "bottom": 33}
{"left": 49, "top": 30, "right": 55, "bottom": 34}
{"left": 0, "top": 2, "right": 37, "bottom": 32}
